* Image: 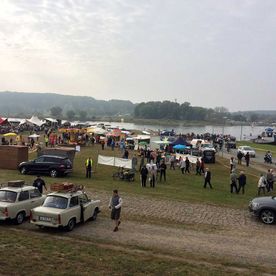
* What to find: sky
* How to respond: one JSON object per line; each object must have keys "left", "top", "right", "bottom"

{"left": 0, "top": 0, "right": 276, "bottom": 112}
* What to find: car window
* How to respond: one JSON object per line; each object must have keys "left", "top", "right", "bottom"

{"left": 43, "top": 196, "right": 68, "bottom": 209}
{"left": 69, "top": 196, "right": 79, "bottom": 207}
{"left": 44, "top": 157, "right": 54, "bottom": 162}
{"left": 79, "top": 194, "right": 89, "bottom": 204}
{"left": 35, "top": 157, "right": 44, "bottom": 162}
{"left": 18, "top": 191, "right": 30, "bottom": 201}
{"left": 0, "top": 190, "right": 17, "bottom": 202}
{"left": 30, "top": 189, "right": 42, "bottom": 198}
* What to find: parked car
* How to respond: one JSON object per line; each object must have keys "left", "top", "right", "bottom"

{"left": 0, "top": 182, "right": 46, "bottom": 224}
{"left": 30, "top": 189, "right": 100, "bottom": 231}
{"left": 237, "top": 146, "right": 256, "bottom": 157}
{"left": 18, "top": 155, "right": 73, "bottom": 177}
{"left": 248, "top": 196, "right": 276, "bottom": 224}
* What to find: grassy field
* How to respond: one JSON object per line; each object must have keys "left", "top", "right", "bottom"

{"left": 237, "top": 140, "right": 276, "bottom": 155}
{"left": 0, "top": 144, "right": 274, "bottom": 209}
{"left": 1, "top": 144, "right": 275, "bottom": 275}
{"left": 1, "top": 227, "right": 257, "bottom": 276}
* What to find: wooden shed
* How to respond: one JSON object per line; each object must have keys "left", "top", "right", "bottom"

{"left": 0, "top": 146, "right": 28, "bottom": 170}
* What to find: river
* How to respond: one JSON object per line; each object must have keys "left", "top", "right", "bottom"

{"left": 92, "top": 121, "right": 268, "bottom": 141}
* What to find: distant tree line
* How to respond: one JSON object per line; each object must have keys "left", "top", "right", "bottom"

{"left": 1, "top": 92, "right": 276, "bottom": 123}
{"left": 0, "top": 92, "right": 134, "bottom": 119}
{"left": 134, "top": 101, "right": 220, "bottom": 121}
{"left": 134, "top": 101, "right": 276, "bottom": 123}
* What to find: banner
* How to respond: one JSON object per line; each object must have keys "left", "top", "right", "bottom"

{"left": 98, "top": 155, "right": 115, "bottom": 166}
{"left": 97, "top": 155, "right": 132, "bottom": 169}
{"left": 114, "top": 158, "right": 132, "bottom": 169}
{"left": 176, "top": 154, "right": 198, "bottom": 164}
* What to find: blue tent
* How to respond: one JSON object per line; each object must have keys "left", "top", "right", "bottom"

{"left": 171, "top": 136, "right": 191, "bottom": 146}
{"left": 173, "top": 144, "right": 190, "bottom": 150}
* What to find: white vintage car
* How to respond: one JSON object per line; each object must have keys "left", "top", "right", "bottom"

{"left": 30, "top": 190, "right": 100, "bottom": 231}
{"left": 0, "top": 185, "right": 46, "bottom": 224}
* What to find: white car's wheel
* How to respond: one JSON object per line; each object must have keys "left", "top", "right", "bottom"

{"left": 15, "top": 212, "right": 25, "bottom": 225}
{"left": 66, "top": 218, "right": 76, "bottom": 231}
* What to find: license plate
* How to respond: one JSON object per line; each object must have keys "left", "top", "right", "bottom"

{"left": 39, "top": 216, "right": 51, "bottom": 222}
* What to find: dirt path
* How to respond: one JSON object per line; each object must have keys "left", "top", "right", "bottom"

{"left": 87, "top": 190, "right": 263, "bottom": 229}
{"left": 69, "top": 216, "right": 276, "bottom": 269}
{"left": 16, "top": 190, "right": 276, "bottom": 272}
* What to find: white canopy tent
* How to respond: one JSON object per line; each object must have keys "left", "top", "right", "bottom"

{"left": 87, "top": 127, "right": 107, "bottom": 135}
{"left": 45, "top": 117, "right": 58, "bottom": 123}
{"left": 22, "top": 116, "right": 44, "bottom": 127}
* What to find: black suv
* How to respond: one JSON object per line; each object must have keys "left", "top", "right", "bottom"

{"left": 18, "top": 155, "right": 73, "bottom": 177}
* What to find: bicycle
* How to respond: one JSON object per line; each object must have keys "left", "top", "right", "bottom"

{"left": 112, "top": 167, "right": 124, "bottom": 180}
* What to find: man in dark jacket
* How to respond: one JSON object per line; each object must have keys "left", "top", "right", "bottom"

{"left": 185, "top": 157, "right": 190, "bottom": 174}
{"left": 160, "top": 160, "right": 167, "bottom": 182}
{"left": 203, "top": 168, "right": 212, "bottom": 189}
{"left": 33, "top": 176, "right": 47, "bottom": 194}
{"left": 245, "top": 152, "right": 250, "bottom": 167}
{"left": 237, "top": 151, "right": 243, "bottom": 165}
{"left": 266, "top": 169, "right": 274, "bottom": 192}
{"left": 140, "top": 165, "right": 148, "bottom": 187}
{"left": 237, "top": 171, "right": 246, "bottom": 194}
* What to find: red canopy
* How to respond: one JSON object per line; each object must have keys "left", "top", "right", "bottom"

{"left": 0, "top": 117, "right": 8, "bottom": 125}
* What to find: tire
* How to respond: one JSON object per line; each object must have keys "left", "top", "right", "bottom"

{"left": 91, "top": 208, "right": 98, "bottom": 221}
{"left": 15, "top": 212, "right": 25, "bottom": 225}
{"left": 66, "top": 218, "right": 76, "bottom": 231}
{"left": 50, "top": 169, "right": 58, "bottom": 178}
{"left": 260, "top": 209, "right": 275, "bottom": 225}
{"left": 20, "top": 167, "right": 27, "bottom": 175}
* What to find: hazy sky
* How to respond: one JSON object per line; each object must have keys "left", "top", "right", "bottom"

{"left": 1, "top": 0, "right": 276, "bottom": 111}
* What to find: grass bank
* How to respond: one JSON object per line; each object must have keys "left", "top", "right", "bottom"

{"left": 237, "top": 141, "right": 276, "bottom": 155}
{"left": 0, "top": 144, "right": 274, "bottom": 209}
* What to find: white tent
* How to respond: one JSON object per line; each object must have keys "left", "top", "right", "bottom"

{"left": 87, "top": 127, "right": 107, "bottom": 135}
{"left": 45, "top": 117, "right": 58, "bottom": 123}
{"left": 28, "top": 134, "right": 40, "bottom": 138}
{"left": 26, "top": 116, "right": 44, "bottom": 127}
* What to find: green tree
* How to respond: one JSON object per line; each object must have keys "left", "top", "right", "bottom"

{"left": 66, "top": 110, "right": 75, "bottom": 120}
{"left": 50, "top": 106, "right": 63, "bottom": 118}
{"left": 78, "top": 110, "right": 87, "bottom": 121}
{"left": 214, "top": 106, "right": 229, "bottom": 113}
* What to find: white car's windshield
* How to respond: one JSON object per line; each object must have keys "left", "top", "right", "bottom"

{"left": 43, "top": 196, "right": 68, "bottom": 209}
{"left": 0, "top": 190, "right": 17, "bottom": 202}
{"left": 243, "top": 147, "right": 252, "bottom": 150}
{"left": 202, "top": 144, "right": 211, "bottom": 148}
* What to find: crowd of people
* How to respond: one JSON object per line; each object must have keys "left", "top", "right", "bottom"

{"left": 229, "top": 155, "right": 274, "bottom": 195}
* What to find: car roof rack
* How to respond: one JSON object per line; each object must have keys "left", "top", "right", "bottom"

{"left": 50, "top": 183, "right": 84, "bottom": 193}
{"left": 0, "top": 180, "right": 26, "bottom": 189}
